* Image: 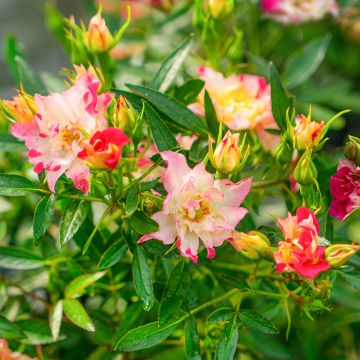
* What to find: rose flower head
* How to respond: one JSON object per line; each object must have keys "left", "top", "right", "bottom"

{"left": 138, "top": 151, "right": 252, "bottom": 263}
{"left": 294, "top": 113, "right": 325, "bottom": 150}
{"left": 86, "top": 12, "right": 114, "bottom": 52}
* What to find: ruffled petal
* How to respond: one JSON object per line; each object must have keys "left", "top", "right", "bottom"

{"left": 214, "top": 177, "right": 252, "bottom": 207}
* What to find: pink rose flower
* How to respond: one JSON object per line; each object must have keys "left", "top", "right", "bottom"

{"left": 78, "top": 127, "right": 130, "bottom": 170}
{"left": 189, "top": 66, "right": 279, "bottom": 152}
{"left": 11, "top": 72, "right": 113, "bottom": 194}
{"left": 274, "top": 207, "right": 330, "bottom": 278}
{"left": 138, "top": 151, "right": 252, "bottom": 262}
{"left": 261, "top": 0, "right": 339, "bottom": 24}
{"left": 330, "top": 159, "right": 360, "bottom": 221}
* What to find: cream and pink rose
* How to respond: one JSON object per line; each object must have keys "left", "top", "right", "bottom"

{"left": 138, "top": 151, "right": 252, "bottom": 262}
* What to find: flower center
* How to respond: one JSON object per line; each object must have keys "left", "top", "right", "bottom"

{"left": 182, "top": 197, "right": 211, "bottom": 223}
{"left": 61, "top": 127, "right": 82, "bottom": 147}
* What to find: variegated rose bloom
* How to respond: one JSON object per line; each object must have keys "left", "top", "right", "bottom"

{"left": 274, "top": 207, "right": 330, "bottom": 278}
{"left": 138, "top": 151, "right": 252, "bottom": 262}
{"left": 11, "top": 72, "right": 113, "bottom": 194}
{"left": 261, "top": 0, "right": 339, "bottom": 24}
{"left": 189, "top": 67, "right": 279, "bottom": 152}
{"left": 294, "top": 114, "right": 324, "bottom": 150}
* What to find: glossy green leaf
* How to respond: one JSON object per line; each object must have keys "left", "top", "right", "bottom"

{"left": 132, "top": 246, "right": 154, "bottom": 311}
{"left": 145, "top": 102, "right": 178, "bottom": 152}
{"left": 175, "top": 79, "right": 204, "bottom": 104}
{"left": 283, "top": 35, "right": 331, "bottom": 89}
{"left": 159, "top": 260, "right": 189, "bottom": 325}
{"left": 204, "top": 90, "right": 219, "bottom": 137}
{"left": 49, "top": 300, "right": 63, "bottom": 340}
{"left": 128, "top": 210, "right": 159, "bottom": 235}
{"left": 184, "top": 315, "right": 201, "bottom": 360}
{"left": 152, "top": 35, "right": 193, "bottom": 92}
{"left": 340, "top": 272, "right": 360, "bottom": 291}
{"left": 269, "top": 63, "right": 292, "bottom": 131}
{"left": 33, "top": 194, "right": 55, "bottom": 244}
{"left": 239, "top": 310, "right": 279, "bottom": 334}
{"left": 215, "top": 316, "right": 238, "bottom": 360}
{"left": 207, "top": 308, "right": 235, "bottom": 323}
{"left": 98, "top": 241, "right": 127, "bottom": 270}
{"left": 126, "top": 84, "right": 207, "bottom": 134}
{"left": 0, "top": 315, "right": 26, "bottom": 339}
{"left": 60, "top": 200, "right": 90, "bottom": 246}
{"left": 65, "top": 271, "right": 106, "bottom": 299}
{"left": 0, "top": 246, "right": 44, "bottom": 270}
{"left": 125, "top": 188, "right": 140, "bottom": 216}
{"left": 0, "top": 174, "right": 40, "bottom": 196}
{"left": 222, "top": 276, "right": 250, "bottom": 290}
{"left": 63, "top": 299, "right": 95, "bottom": 332}
{"left": 17, "top": 319, "right": 59, "bottom": 345}
{"left": 115, "top": 321, "right": 177, "bottom": 352}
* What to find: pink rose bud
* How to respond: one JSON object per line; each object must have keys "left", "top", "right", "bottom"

{"left": 325, "top": 244, "right": 360, "bottom": 267}
{"left": 294, "top": 114, "right": 324, "bottom": 150}
{"left": 86, "top": 13, "right": 113, "bottom": 52}
{"left": 78, "top": 127, "right": 130, "bottom": 170}
{"left": 209, "top": 130, "right": 250, "bottom": 174}
{"left": 207, "top": 0, "right": 234, "bottom": 18}
{"left": 232, "top": 230, "right": 273, "bottom": 260}
{"left": 1, "top": 89, "right": 37, "bottom": 123}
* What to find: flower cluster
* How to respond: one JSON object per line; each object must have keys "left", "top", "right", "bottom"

{"left": 261, "top": 0, "right": 339, "bottom": 24}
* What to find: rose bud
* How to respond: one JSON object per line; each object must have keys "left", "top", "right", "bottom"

{"left": 344, "top": 135, "right": 360, "bottom": 167}
{"left": 78, "top": 127, "right": 130, "bottom": 170}
{"left": 86, "top": 13, "right": 113, "bottom": 52}
{"left": 325, "top": 244, "right": 360, "bottom": 267}
{"left": 294, "top": 150, "right": 318, "bottom": 186}
{"left": 1, "top": 89, "right": 37, "bottom": 123}
{"left": 113, "top": 96, "right": 136, "bottom": 136}
{"left": 232, "top": 231, "right": 273, "bottom": 260}
{"left": 294, "top": 114, "right": 324, "bottom": 150}
{"left": 208, "top": 130, "right": 250, "bottom": 174}
{"left": 207, "top": 0, "right": 234, "bottom": 19}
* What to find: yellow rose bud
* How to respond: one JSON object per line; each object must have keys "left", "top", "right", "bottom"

{"left": 1, "top": 89, "right": 37, "bottom": 123}
{"left": 207, "top": 0, "right": 234, "bottom": 19}
{"left": 325, "top": 244, "right": 360, "bottom": 268}
{"left": 86, "top": 13, "right": 113, "bottom": 52}
{"left": 232, "top": 231, "right": 273, "bottom": 260}
{"left": 294, "top": 114, "right": 324, "bottom": 150}
{"left": 113, "top": 96, "right": 136, "bottom": 136}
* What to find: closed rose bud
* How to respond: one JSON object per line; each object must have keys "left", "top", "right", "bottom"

{"left": 325, "top": 244, "right": 360, "bottom": 267}
{"left": 232, "top": 230, "right": 273, "bottom": 260}
{"left": 1, "top": 89, "right": 37, "bottom": 123}
{"left": 207, "top": 0, "right": 234, "bottom": 19}
{"left": 86, "top": 13, "right": 113, "bottom": 52}
{"left": 294, "top": 114, "right": 324, "bottom": 150}
{"left": 344, "top": 135, "right": 360, "bottom": 167}
{"left": 113, "top": 96, "right": 136, "bottom": 136}
{"left": 294, "top": 151, "right": 318, "bottom": 186}
{"left": 78, "top": 127, "right": 130, "bottom": 170}
{"left": 275, "top": 141, "right": 293, "bottom": 164}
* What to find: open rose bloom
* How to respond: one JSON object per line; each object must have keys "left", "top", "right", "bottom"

{"left": 189, "top": 66, "right": 279, "bottom": 151}
{"left": 274, "top": 207, "right": 330, "bottom": 278}
{"left": 261, "top": 0, "right": 339, "bottom": 24}
{"left": 139, "top": 151, "right": 252, "bottom": 262}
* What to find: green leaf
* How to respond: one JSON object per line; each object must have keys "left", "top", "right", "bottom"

{"left": 17, "top": 319, "right": 59, "bottom": 345}
{"left": 152, "top": 35, "right": 194, "bottom": 92}
{"left": 60, "top": 200, "right": 90, "bottom": 246}
{"left": 133, "top": 246, "right": 154, "bottom": 311}
{"left": 283, "top": 35, "right": 331, "bottom": 89}
{"left": 184, "top": 315, "right": 201, "bottom": 360}
{"left": 239, "top": 310, "right": 279, "bottom": 334}
{"left": 204, "top": 90, "right": 219, "bottom": 137}
{"left": 65, "top": 271, "right": 106, "bottom": 299}
{"left": 98, "top": 241, "right": 127, "bottom": 270}
{"left": 126, "top": 84, "right": 207, "bottom": 134}
{"left": 159, "top": 260, "right": 189, "bottom": 325}
{"left": 145, "top": 102, "right": 178, "bottom": 152}
{"left": 222, "top": 276, "right": 250, "bottom": 290}
{"left": 247, "top": 52, "right": 269, "bottom": 79}
{"left": 0, "top": 133, "right": 26, "bottom": 152}
{"left": 215, "top": 316, "right": 238, "bottom": 360}
{"left": 128, "top": 210, "right": 159, "bottom": 235}
{"left": 33, "top": 194, "right": 55, "bottom": 244}
{"left": 115, "top": 321, "right": 178, "bottom": 352}
{"left": 175, "top": 79, "right": 204, "bottom": 105}
{"left": 269, "top": 63, "right": 292, "bottom": 131}
{"left": 5, "top": 35, "right": 25, "bottom": 82}
{"left": 49, "top": 300, "right": 63, "bottom": 341}
{"left": 63, "top": 299, "right": 95, "bottom": 332}
{"left": 0, "top": 315, "right": 26, "bottom": 339}
{"left": 207, "top": 308, "right": 235, "bottom": 323}
{"left": 0, "top": 246, "right": 44, "bottom": 270}
{"left": 0, "top": 174, "right": 40, "bottom": 196}
{"left": 125, "top": 188, "right": 140, "bottom": 216}
{"left": 340, "top": 272, "right": 360, "bottom": 291}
